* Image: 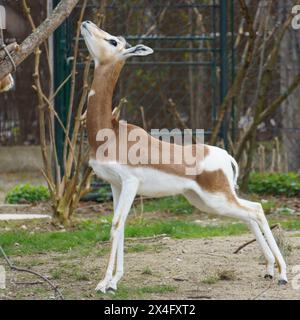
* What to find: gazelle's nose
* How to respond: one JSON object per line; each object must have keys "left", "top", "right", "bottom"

{"left": 82, "top": 21, "right": 92, "bottom": 28}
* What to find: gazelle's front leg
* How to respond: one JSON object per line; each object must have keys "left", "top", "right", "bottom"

{"left": 108, "top": 184, "right": 124, "bottom": 290}
{"left": 96, "top": 179, "right": 139, "bottom": 293}
{"left": 108, "top": 228, "right": 124, "bottom": 291}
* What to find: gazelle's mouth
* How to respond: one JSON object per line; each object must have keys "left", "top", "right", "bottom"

{"left": 81, "top": 23, "right": 92, "bottom": 37}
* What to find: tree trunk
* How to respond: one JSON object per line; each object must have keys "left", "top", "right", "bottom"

{"left": 280, "top": 1, "right": 300, "bottom": 172}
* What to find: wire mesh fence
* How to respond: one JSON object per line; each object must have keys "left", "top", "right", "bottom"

{"left": 0, "top": 0, "right": 49, "bottom": 146}
{"left": 68, "top": 0, "right": 226, "bottom": 134}
{"left": 0, "top": 0, "right": 299, "bottom": 173}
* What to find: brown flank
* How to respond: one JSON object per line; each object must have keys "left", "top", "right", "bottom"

{"left": 87, "top": 59, "right": 242, "bottom": 205}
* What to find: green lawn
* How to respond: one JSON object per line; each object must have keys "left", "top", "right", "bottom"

{"left": 138, "top": 195, "right": 195, "bottom": 215}
{"left": 1, "top": 213, "right": 300, "bottom": 256}
{"left": 1, "top": 194, "right": 300, "bottom": 256}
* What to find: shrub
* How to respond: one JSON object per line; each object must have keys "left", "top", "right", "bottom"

{"left": 98, "top": 185, "right": 112, "bottom": 202}
{"left": 248, "top": 172, "right": 300, "bottom": 197}
{"left": 5, "top": 184, "right": 50, "bottom": 204}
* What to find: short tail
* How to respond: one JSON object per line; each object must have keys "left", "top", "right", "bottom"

{"left": 228, "top": 155, "right": 239, "bottom": 188}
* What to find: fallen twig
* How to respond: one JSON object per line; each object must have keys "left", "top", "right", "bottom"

{"left": 250, "top": 283, "right": 273, "bottom": 300}
{"left": 126, "top": 234, "right": 169, "bottom": 242}
{"left": 187, "top": 295, "right": 212, "bottom": 299}
{"left": 233, "top": 224, "right": 279, "bottom": 254}
{"left": 198, "top": 252, "right": 229, "bottom": 260}
{"left": 0, "top": 246, "right": 64, "bottom": 300}
{"left": 13, "top": 280, "right": 44, "bottom": 285}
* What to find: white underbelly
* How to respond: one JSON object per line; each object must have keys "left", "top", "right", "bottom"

{"left": 89, "top": 160, "right": 196, "bottom": 197}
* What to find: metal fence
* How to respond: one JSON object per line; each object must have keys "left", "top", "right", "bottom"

{"left": 0, "top": 0, "right": 49, "bottom": 146}
{"left": 53, "top": 0, "right": 235, "bottom": 169}
{"left": 1, "top": 1, "right": 299, "bottom": 172}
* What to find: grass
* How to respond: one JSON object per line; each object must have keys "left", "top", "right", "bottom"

{"left": 1, "top": 216, "right": 300, "bottom": 256}
{"left": 51, "top": 268, "right": 64, "bottom": 280}
{"left": 126, "top": 243, "right": 148, "bottom": 253}
{"left": 290, "top": 233, "right": 300, "bottom": 238}
{"left": 0, "top": 219, "right": 248, "bottom": 256}
{"left": 0, "top": 221, "right": 111, "bottom": 255}
{"left": 141, "top": 195, "right": 298, "bottom": 218}
{"left": 202, "top": 275, "right": 219, "bottom": 285}
{"left": 261, "top": 199, "right": 278, "bottom": 214}
{"left": 202, "top": 270, "right": 236, "bottom": 285}
{"left": 50, "top": 265, "right": 90, "bottom": 281}
{"left": 138, "top": 284, "right": 175, "bottom": 294}
{"left": 136, "top": 195, "right": 194, "bottom": 215}
{"left": 125, "top": 243, "right": 164, "bottom": 253}
{"left": 142, "top": 266, "right": 153, "bottom": 275}
{"left": 74, "top": 271, "right": 90, "bottom": 281}
{"left": 125, "top": 219, "right": 248, "bottom": 238}
{"left": 102, "top": 284, "right": 176, "bottom": 300}
{"left": 1, "top": 192, "right": 300, "bottom": 257}
{"left": 275, "top": 219, "right": 300, "bottom": 230}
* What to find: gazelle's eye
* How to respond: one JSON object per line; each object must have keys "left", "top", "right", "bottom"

{"left": 109, "top": 39, "right": 118, "bottom": 47}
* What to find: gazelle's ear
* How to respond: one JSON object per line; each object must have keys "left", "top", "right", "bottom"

{"left": 123, "top": 44, "right": 153, "bottom": 58}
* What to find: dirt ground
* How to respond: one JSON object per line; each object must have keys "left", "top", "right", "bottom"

{"left": 1, "top": 233, "right": 300, "bottom": 300}
{"left": 1, "top": 171, "right": 300, "bottom": 300}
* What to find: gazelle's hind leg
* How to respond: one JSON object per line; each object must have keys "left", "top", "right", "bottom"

{"left": 185, "top": 187, "right": 287, "bottom": 284}
{"left": 238, "top": 198, "right": 287, "bottom": 284}
{"left": 235, "top": 198, "right": 275, "bottom": 279}
{"left": 247, "top": 220, "right": 275, "bottom": 278}
{"left": 185, "top": 188, "right": 273, "bottom": 275}
{"left": 251, "top": 202, "right": 287, "bottom": 284}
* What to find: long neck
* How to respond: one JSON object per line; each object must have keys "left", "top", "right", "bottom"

{"left": 87, "top": 60, "right": 124, "bottom": 155}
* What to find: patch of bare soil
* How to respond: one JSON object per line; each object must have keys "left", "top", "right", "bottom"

{"left": 1, "top": 234, "right": 300, "bottom": 300}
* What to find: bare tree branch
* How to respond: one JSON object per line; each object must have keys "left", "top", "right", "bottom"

{"left": 235, "top": 13, "right": 295, "bottom": 162}
{"left": 0, "top": 0, "right": 79, "bottom": 80}
{"left": 64, "top": 0, "right": 88, "bottom": 177}
{"left": 0, "top": 246, "right": 64, "bottom": 300}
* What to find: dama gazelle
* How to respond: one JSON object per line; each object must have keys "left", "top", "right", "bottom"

{"left": 81, "top": 21, "right": 287, "bottom": 293}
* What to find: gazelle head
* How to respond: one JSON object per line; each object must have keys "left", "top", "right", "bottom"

{"left": 81, "top": 21, "right": 153, "bottom": 66}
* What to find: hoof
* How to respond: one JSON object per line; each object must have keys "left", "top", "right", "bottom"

{"left": 95, "top": 285, "right": 106, "bottom": 294}
{"left": 95, "top": 278, "right": 117, "bottom": 293}
{"left": 95, "top": 280, "right": 109, "bottom": 293}
{"left": 278, "top": 279, "right": 288, "bottom": 286}
{"left": 264, "top": 274, "right": 273, "bottom": 280}
{"left": 107, "top": 287, "right": 116, "bottom": 294}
